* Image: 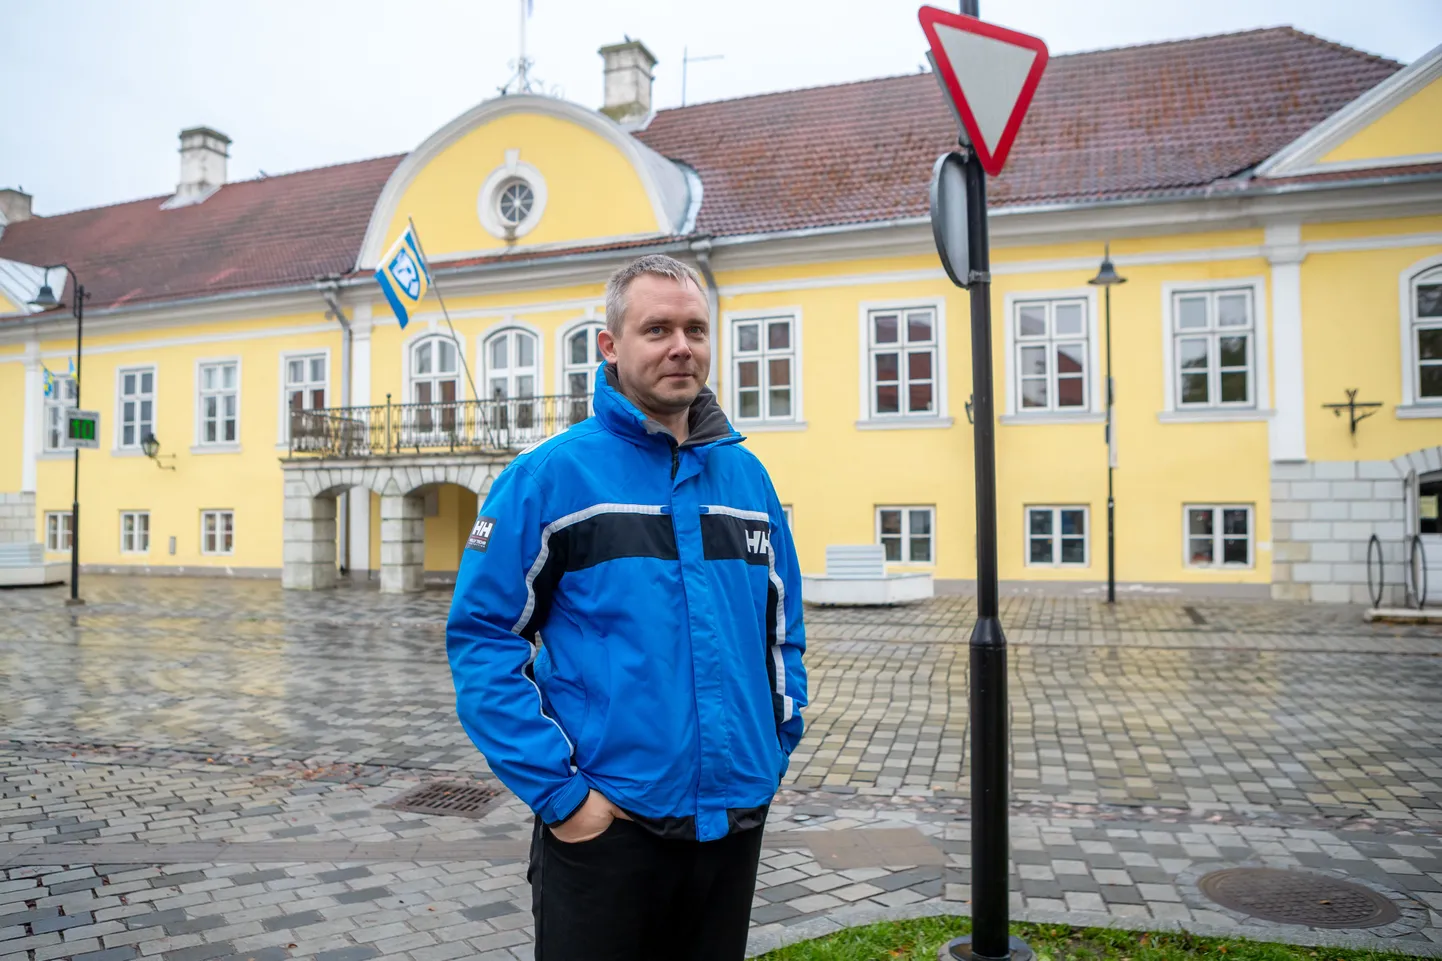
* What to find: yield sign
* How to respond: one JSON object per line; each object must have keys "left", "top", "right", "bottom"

{"left": 918, "top": 7, "right": 1049, "bottom": 176}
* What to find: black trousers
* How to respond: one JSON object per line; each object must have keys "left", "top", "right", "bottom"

{"left": 528, "top": 816, "right": 765, "bottom": 960}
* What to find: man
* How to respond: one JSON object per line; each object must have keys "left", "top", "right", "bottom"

{"left": 446, "top": 254, "right": 807, "bottom": 959}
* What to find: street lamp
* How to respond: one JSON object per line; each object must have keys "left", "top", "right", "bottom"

{"left": 1088, "top": 245, "right": 1126, "bottom": 604}
{"left": 29, "top": 265, "right": 89, "bottom": 606}
{"left": 141, "top": 433, "right": 177, "bottom": 470}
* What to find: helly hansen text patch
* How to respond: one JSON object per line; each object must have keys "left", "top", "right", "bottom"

{"left": 467, "top": 516, "right": 498, "bottom": 552}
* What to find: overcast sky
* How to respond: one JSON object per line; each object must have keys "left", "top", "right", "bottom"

{"left": 1, "top": 0, "right": 1437, "bottom": 217}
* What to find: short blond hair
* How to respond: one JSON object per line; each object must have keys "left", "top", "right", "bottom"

{"left": 604, "top": 254, "right": 706, "bottom": 335}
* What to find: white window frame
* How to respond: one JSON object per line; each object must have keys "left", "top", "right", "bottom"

{"left": 477, "top": 151, "right": 548, "bottom": 241}
{"left": 857, "top": 299, "right": 950, "bottom": 428}
{"left": 120, "top": 511, "right": 150, "bottom": 554}
{"left": 200, "top": 510, "right": 235, "bottom": 556}
{"left": 1399, "top": 254, "right": 1442, "bottom": 416}
{"left": 1002, "top": 289, "right": 1103, "bottom": 422}
{"left": 114, "top": 365, "right": 158, "bottom": 452}
{"left": 1159, "top": 278, "right": 1270, "bottom": 423}
{"left": 556, "top": 318, "right": 605, "bottom": 423}
{"left": 875, "top": 505, "right": 935, "bottom": 565}
{"left": 479, "top": 323, "right": 544, "bottom": 400}
{"left": 278, "top": 349, "right": 331, "bottom": 442}
{"left": 193, "top": 357, "right": 241, "bottom": 451}
{"left": 1183, "top": 504, "right": 1254, "bottom": 569}
{"left": 722, "top": 308, "right": 804, "bottom": 429}
{"left": 781, "top": 505, "right": 794, "bottom": 530}
{"left": 45, "top": 511, "right": 72, "bottom": 552}
{"left": 43, "top": 375, "right": 79, "bottom": 452}
{"left": 1024, "top": 505, "right": 1090, "bottom": 568}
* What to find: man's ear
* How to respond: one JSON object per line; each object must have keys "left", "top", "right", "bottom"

{"left": 598, "top": 328, "right": 619, "bottom": 363}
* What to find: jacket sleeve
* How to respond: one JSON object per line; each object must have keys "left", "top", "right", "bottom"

{"left": 764, "top": 479, "right": 808, "bottom": 757}
{"left": 445, "top": 463, "right": 591, "bottom": 825}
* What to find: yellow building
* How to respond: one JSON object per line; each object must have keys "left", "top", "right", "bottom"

{"left": 1, "top": 30, "right": 1439, "bottom": 602}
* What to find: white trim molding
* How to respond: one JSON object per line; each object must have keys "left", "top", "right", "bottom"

{"left": 1001, "top": 287, "right": 1102, "bottom": 418}
{"left": 354, "top": 95, "right": 692, "bottom": 268}
{"left": 855, "top": 297, "right": 949, "bottom": 428}
{"left": 1400, "top": 251, "right": 1442, "bottom": 411}
{"left": 1265, "top": 224, "right": 1307, "bottom": 462}
{"left": 720, "top": 306, "right": 805, "bottom": 428}
{"left": 21, "top": 338, "right": 40, "bottom": 492}
{"left": 1257, "top": 42, "right": 1442, "bottom": 178}
{"left": 1158, "top": 276, "right": 1270, "bottom": 424}
{"left": 277, "top": 347, "right": 332, "bottom": 445}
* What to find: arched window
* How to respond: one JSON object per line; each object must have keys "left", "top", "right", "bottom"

{"left": 410, "top": 336, "right": 459, "bottom": 436}
{"left": 563, "top": 323, "right": 604, "bottom": 424}
{"left": 1413, "top": 265, "right": 1442, "bottom": 403}
{"left": 485, "top": 328, "right": 541, "bottom": 443}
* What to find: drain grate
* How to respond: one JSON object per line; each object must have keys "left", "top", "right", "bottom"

{"left": 1198, "top": 867, "right": 1400, "bottom": 929}
{"left": 383, "top": 781, "right": 501, "bottom": 819}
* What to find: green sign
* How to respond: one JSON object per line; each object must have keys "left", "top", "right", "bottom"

{"left": 64, "top": 410, "right": 100, "bottom": 450}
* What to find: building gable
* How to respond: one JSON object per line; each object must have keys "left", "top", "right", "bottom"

{"left": 355, "top": 95, "right": 695, "bottom": 270}
{"left": 1257, "top": 42, "right": 1442, "bottom": 178}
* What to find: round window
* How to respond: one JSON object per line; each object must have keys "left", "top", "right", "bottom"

{"left": 497, "top": 179, "right": 534, "bottom": 227}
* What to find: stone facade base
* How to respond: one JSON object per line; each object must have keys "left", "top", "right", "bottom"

{"left": 0, "top": 492, "right": 37, "bottom": 545}
{"left": 280, "top": 454, "right": 510, "bottom": 593}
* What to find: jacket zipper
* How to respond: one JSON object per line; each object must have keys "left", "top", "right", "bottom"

{"left": 670, "top": 445, "right": 679, "bottom": 481}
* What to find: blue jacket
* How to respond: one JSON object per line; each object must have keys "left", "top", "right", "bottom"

{"left": 446, "top": 365, "right": 807, "bottom": 842}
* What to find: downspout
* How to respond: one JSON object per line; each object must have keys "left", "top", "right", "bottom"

{"left": 319, "top": 278, "right": 352, "bottom": 577}
{"left": 690, "top": 238, "right": 720, "bottom": 391}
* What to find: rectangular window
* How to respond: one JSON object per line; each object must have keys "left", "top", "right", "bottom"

{"left": 876, "top": 506, "right": 934, "bottom": 564}
{"left": 1025, "top": 506, "right": 1088, "bottom": 566}
{"left": 731, "top": 315, "right": 796, "bottom": 421}
{"left": 868, "top": 307, "right": 936, "bottom": 417}
{"left": 284, "top": 353, "right": 328, "bottom": 439}
{"left": 782, "top": 505, "right": 793, "bottom": 530}
{"left": 45, "top": 511, "right": 72, "bottom": 552}
{"left": 1414, "top": 271, "right": 1442, "bottom": 400}
{"left": 201, "top": 510, "right": 234, "bottom": 555}
{"left": 120, "top": 511, "right": 150, "bottom": 554}
{"left": 1014, "top": 299, "right": 1089, "bottom": 412}
{"left": 118, "top": 367, "right": 156, "bottom": 449}
{"left": 198, "top": 361, "right": 239, "bottom": 445}
{"left": 44, "top": 376, "right": 79, "bottom": 452}
{"left": 1185, "top": 505, "right": 1252, "bottom": 568}
{"left": 1172, "top": 289, "right": 1254, "bottom": 408}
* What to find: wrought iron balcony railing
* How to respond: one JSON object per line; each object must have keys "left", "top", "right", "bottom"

{"left": 287, "top": 393, "right": 588, "bottom": 457}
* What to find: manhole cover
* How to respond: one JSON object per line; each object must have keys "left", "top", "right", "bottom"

{"left": 382, "top": 781, "right": 500, "bottom": 819}
{"left": 1198, "top": 867, "right": 1400, "bottom": 929}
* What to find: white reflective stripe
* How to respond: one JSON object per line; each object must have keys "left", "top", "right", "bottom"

{"left": 511, "top": 502, "right": 667, "bottom": 635}
{"left": 701, "top": 504, "right": 791, "bottom": 722}
{"left": 703, "top": 504, "right": 770, "bottom": 523}
{"left": 524, "top": 642, "right": 575, "bottom": 760}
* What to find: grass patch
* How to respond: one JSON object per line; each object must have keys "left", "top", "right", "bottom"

{"left": 755, "top": 917, "right": 1421, "bottom": 961}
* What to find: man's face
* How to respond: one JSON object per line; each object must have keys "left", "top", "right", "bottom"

{"left": 598, "top": 273, "right": 711, "bottom": 417}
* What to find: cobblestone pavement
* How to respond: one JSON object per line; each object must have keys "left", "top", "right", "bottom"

{"left": 2, "top": 576, "right": 1441, "bottom": 960}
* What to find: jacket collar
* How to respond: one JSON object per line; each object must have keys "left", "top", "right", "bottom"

{"left": 594, "top": 363, "right": 740, "bottom": 449}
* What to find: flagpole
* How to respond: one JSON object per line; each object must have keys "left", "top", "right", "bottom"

{"left": 405, "top": 217, "right": 481, "bottom": 405}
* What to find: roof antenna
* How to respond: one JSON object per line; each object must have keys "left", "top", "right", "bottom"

{"left": 501, "top": 0, "right": 542, "bottom": 94}
{"left": 681, "top": 46, "right": 724, "bottom": 106}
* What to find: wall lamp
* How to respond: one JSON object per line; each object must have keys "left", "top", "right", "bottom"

{"left": 141, "top": 433, "right": 177, "bottom": 470}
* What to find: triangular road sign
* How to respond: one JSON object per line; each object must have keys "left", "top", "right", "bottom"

{"left": 918, "top": 7, "right": 1049, "bottom": 176}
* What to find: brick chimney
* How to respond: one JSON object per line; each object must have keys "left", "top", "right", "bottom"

{"left": 169, "top": 126, "right": 231, "bottom": 207}
{"left": 599, "top": 39, "right": 657, "bottom": 128}
{"left": 0, "top": 188, "right": 32, "bottom": 225}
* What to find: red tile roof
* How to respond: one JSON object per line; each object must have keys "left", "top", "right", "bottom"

{"left": 636, "top": 27, "right": 1401, "bottom": 235}
{"left": 0, "top": 27, "right": 1405, "bottom": 317}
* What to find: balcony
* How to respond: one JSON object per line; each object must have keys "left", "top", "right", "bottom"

{"left": 286, "top": 394, "right": 586, "bottom": 458}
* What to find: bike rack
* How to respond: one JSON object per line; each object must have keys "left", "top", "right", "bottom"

{"left": 1369, "top": 532, "right": 1432, "bottom": 610}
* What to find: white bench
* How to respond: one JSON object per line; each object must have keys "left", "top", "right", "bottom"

{"left": 801, "top": 544, "right": 933, "bottom": 606}
{"left": 0, "top": 542, "right": 67, "bottom": 587}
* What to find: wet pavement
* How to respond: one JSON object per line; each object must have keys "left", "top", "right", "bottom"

{"left": 2, "top": 576, "right": 1441, "bottom": 959}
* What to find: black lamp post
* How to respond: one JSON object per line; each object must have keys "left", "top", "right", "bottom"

{"left": 1088, "top": 245, "right": 1126, "bottom": 604}
{"left": 29, "top": 266, "right": 88, "bottom": 607}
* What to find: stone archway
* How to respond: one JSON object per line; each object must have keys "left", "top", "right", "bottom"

{"left": 280, "top": 454, "right": 508, "bottom": 593}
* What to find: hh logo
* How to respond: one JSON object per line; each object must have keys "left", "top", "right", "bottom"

{"left": 389, "top": 247, "right": 422, "bottom": 300}
{"left": 467, "top": 516, "right": 497, "bottom": 553}
{"left": 745, "top": 529, "right": 770, "bottom": 555}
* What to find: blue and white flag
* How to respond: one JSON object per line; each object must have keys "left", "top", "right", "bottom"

{"left": 42, "top": 364, "right": 55, "bottom": 398}
{"left": 374, "top": 226, "right": 432, "bottom": 329}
